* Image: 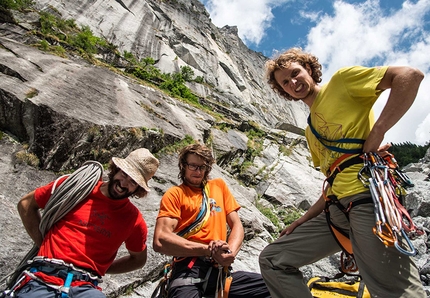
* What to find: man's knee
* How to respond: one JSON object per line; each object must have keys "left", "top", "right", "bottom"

{"left": 69, "top": 285, "right": 106, "bottom": 298}
{"left": 258, "top": 248, "right": 269, "bottom": 270}
{"left": 259, "top": 243, "right": 279, "bottom": 270}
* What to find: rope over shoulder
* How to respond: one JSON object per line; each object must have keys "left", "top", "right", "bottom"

{"left": 1, "top": 161, "right": 103, "bottom": 295}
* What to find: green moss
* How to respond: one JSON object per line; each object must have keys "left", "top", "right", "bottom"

{"left": 278, "top": 206, "right": 304, "bottom": 226}
{"left": 25, "top": 88, "right": 38, "bottom": 98}
{"left": 156, "top": 135, "right": 195, "bottom": 157}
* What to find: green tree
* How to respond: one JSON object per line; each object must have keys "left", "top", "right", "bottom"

{"left": 0, "top": 0, "right": 34, "bottom": 10}
{"left": 69, "top": 25, "right": 103, "bottom": 54}
{"left": 180, "top": 65, "right": 194, "bottom": 82}
{"left": 388, "top": 141, "right": 430, "bottom": 168}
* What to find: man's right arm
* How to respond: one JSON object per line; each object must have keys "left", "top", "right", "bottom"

{"left": 153, "top": 217, "right": 211, "bottom": 257}
{"left": 17, "top": 190, "right": 43, "bottom": 247}
{"left": 279, "top": 194, "right": 326, "bottom": 237}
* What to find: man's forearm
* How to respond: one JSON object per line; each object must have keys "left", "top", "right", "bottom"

{"left": 157, "top": 234, "right": 212, "bottom": 257}
{"left": 106, "top": 253, "right": 147, "bottom": 274}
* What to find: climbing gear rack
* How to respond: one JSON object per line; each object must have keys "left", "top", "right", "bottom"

{"left": 358, "top": 152, "right": 424, "bottom": 256}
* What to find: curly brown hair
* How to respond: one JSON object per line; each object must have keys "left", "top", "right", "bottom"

{"left": 178, "top": 143, "right": 215, "bottom": 186}
{"left": 107, "top": 161, "right": 148, "bottom": 198}
{"left": 265, "top": 47, "right": 323, "bottom": 101}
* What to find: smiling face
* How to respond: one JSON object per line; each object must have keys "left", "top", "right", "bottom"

{"left": 273, "top": 62, "right": 318, "bottom": 104}
{"left": 107, "top": 169, "right": 139, "bottom": 200}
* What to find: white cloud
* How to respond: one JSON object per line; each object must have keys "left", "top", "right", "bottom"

{"left": 203, "top": 0, "right": 290, "bottom": 45}
{"left": 305, "top": 0, "right": 430, "bottom": 74}
{"left": 416, "top": 114, "right": 430, "bottom": 145}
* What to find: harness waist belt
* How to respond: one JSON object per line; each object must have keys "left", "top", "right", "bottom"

{"left": 326, "top": 155, "right": 363, "bottom": 186}
{"left": 29, "top": 257, "right": 101, "bottom": 284}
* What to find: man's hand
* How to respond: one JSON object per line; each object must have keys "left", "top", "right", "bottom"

{"left": 209, "top": 240, "right": 235, "bottom": 267}
{"left": 279, "top": 220, "right": 302, "bottom": 237}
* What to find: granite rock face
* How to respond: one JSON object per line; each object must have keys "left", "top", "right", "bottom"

{"left": 1, "top": 1, "right": 430, "bottom": 297}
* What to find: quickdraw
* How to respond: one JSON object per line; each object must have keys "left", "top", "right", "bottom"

{"left": 358, "top": 152, "right": 424, "bottom": 256}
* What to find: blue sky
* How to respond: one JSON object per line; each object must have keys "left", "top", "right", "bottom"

{"left": 200, "top": 0, "right": 430, "bottom": 146}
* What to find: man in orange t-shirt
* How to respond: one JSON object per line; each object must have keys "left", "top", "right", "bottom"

{"left": 153, "top": 143, "right": 270, "bottom": 298}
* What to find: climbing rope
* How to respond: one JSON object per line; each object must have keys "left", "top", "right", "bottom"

{"left": 1, "top": 161, "right": 103, "bottom": 293}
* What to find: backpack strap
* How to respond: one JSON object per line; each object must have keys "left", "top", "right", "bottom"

{"left": 307, "top": 115, "right": 364, "bottom": 154}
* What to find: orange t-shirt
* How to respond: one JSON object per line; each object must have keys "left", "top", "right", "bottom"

{"left": 157, "top": 178, "right": 240, "bottom": 243}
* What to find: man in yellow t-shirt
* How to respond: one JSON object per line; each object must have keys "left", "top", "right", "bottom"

{"left": 153, "top": 143, "right": 270, "bottom": 298}
{"left": 259, "top": 47, "right": 425, "bottom": 298}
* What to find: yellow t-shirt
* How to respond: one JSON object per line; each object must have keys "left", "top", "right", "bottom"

{"left": 157, "top": 178, "right": 241, "bottom": 243}
{"left": 306, "top": 66, "right": 388, "bottom": 199}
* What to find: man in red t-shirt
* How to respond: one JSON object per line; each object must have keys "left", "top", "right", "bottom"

{"left": 10, "top": 148, "right": 159, "bottom": 298}
{"left": 153, "top": 143, "right": 270, "bottom": 298}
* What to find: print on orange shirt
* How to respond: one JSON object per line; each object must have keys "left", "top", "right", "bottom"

{"left": 210, "top": 198, "right": 221, "bottom": 214}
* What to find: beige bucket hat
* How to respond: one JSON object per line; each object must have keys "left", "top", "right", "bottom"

{"left": 112, "top": 148, "right": 159, "bottom": 191}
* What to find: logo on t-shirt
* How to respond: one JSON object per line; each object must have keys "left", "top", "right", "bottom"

{"left": 210, "top": 198, "right": 221, "bottom": 214}
{"left": 78, "top": 211, "right": 112, "bottom": 238}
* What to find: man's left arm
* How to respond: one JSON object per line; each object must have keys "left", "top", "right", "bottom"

{"left": 105, "top": 248, "right": 147, "bottom": 274}
{"left": 211, "top": 211, "right": 244, "bottom": 267}
{"left": 225, "top": 211, "right": 244, "bottom": 256}
{"left": 365, "top": 65, "right": 424, "bottom": 152}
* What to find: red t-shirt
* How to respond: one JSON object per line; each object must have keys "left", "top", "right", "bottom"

{"left": 35, "top": 178, "right": 147, "bottom": 276}
{"left": 157, "top": 178, "right": 240, "bottom": 244}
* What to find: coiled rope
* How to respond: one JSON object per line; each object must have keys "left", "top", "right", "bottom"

{"left": 0, "top": 161, "right": 103, "bottom": 292}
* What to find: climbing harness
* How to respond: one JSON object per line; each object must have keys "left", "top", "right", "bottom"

{"left": 322, "top": 154, "right": 372, "bottom": 273}
{"left": 358, "top": 152, "right": 423, "bottom": 256}
{"left": 1, "top": 161, "right": 103, "bottom": 297}
{"left": 3, "top": 257, "right": 101, "bottom": 298}
{"left": 323, "top": 151, "right": 424, "bottom": 273}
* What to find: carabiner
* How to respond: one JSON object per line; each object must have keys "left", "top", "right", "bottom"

{"left": 373, "top": 222, "right": 395, "bottom": 247}
{"left": 394, "top": 229, "right": 417, "bottom": 256}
